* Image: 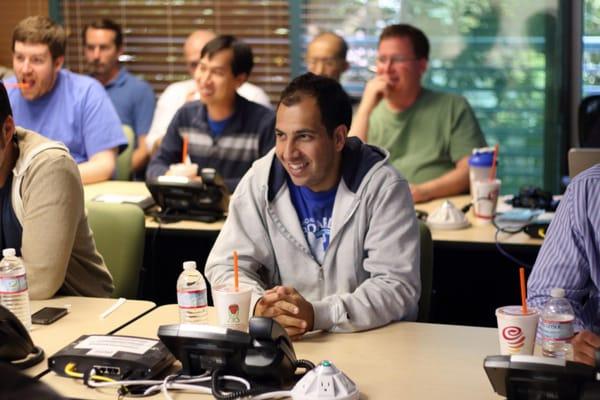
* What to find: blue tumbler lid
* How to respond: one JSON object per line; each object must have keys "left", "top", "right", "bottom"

{"left": 469, "top": 148, "right": 494, "bottom": 167}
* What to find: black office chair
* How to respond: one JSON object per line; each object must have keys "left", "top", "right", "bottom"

{"left": 417, "top": 221, "right": 434, "bottom": 322}
{"left": 578, "top": 95, "right": 600, "bottom": 147}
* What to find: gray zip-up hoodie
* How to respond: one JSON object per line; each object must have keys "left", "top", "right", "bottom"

{"left": 205, "top": 137, "right": 420, "bottom": 332}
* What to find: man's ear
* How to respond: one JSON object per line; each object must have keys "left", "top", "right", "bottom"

{"left": 417, "top": 58, "right": 428, "bottom": 75}
{"left": 333, "top": 124, "right": 347, "bottom": 152}
{"left": 233, "top": 72, "right": 248, "bottom": 89}
{"left": 53, "top": 55, "right": 65, "bottom": 70}
{"left": 2, "top": 115, "right": 15, "bottom": 143}
{"left": 342, "top": 60, "right": 350, "bottom": 73}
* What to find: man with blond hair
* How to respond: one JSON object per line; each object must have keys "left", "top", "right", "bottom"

{"left": 6, "top": 16, "right": 126, "bottom": 184}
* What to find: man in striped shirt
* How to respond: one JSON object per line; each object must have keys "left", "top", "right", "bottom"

{"left": 527, "top": 163, "right": 600, "bottom": 366}
{"left": 146, "top": 35, "right": 275, "bottom": 192}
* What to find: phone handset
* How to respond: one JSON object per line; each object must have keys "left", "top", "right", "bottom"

{"left": 0, "top": 305, "right": 45, "bottom": 369}
{"left": 244, "top": 317, "right": 297, "bottom": 382}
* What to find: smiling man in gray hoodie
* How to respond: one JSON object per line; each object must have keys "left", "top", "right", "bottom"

{"left": 205, "top": 72, "right": 420, "bottom": 339}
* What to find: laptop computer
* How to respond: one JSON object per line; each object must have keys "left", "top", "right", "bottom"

{"left": 568, "top": 148, "right": 600, "bottom": 178}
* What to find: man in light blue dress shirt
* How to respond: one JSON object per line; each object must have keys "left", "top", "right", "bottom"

{"left": 528, "top": 164, "right": 600, "bottom": 366}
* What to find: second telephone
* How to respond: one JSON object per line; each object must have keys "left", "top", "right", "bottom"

{"left": 158, "top": 317, "right": 310, "bottom": 386}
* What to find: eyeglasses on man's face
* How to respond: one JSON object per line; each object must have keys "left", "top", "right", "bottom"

{"left": 375, "top": 55, "right": 419, "bottom": 65}
{"left": 306, "top": 57, "right": 342, "bottom": 68}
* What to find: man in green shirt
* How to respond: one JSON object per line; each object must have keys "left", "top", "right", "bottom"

{"left": 350, "top": 24, "right": 486, "bottom": 203}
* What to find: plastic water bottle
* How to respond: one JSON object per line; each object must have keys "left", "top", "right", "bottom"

{"left": 176, "top": 261, "right": 208, "bottom": 323}
{"left": 541, "top": 288, "right": 575, "bottom": 358}
{"left": 0, "top": 248, "right": 31, "bottom": 331}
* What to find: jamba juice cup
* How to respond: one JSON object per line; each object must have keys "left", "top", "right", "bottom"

{"left": 212, "top": 284, "right": 252, "bottom": 332}
{"left": 496, "top": 306, "right": 539, "bottom": 355}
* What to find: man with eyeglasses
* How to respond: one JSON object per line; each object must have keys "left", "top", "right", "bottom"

{"left": 350, "top": 24, "right": 486, "bottom": 203}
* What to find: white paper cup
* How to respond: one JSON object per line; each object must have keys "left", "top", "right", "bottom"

{"left": 473, "top": 179, "right": 501, "bottom": 222}
{"left": 168, "top": 163, "right": 198, "bottom": 178}
{"left": 496, "top": 306, "right": 539, "bottom": 355}
{"left": 212, "top": 284, "right": 252, "bottom": 331}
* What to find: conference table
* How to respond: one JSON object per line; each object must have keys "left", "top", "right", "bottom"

{"left": 83, "top": 182, "right": 544, "bottom": 327}
{"left": 84, "top": 181, "right": 224, "bottom": 232}
{"left": 41, "top": 305, "right": 503, "bottom": 399}
{"left": 83, "top": 182, "right": 541, "bottom": 247}
{"left": 25, "top": 296, "right": 155, "bottom": 377}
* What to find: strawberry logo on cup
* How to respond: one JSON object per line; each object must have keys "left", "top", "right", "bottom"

{"left": 227, "top": 303, "right": 240, "bottom": 323}
{"left": 503, "top": 326, "right": 526, "bottom": 353}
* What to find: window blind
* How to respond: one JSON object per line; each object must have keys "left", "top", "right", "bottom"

{"left": 59, "top": 1, "right": 291, "bottom": 105}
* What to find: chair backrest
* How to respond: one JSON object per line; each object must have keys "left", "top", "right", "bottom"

{"left": 115, "top": 125, "right": 135, "bottom": 181}
{"left": 86, "top": 201, "right": 145, "bottom": 298}
{"left": 578, "top": 95, "right": 600, "bottom": 148}
{"left": 568, "top": 148, "right": 600, "bottom": 178}
{"left": 417, "top": 221, "right": 434, "bottom": 322}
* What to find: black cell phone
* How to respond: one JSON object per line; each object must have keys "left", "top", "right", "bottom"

{"left": 31, "top": 307, "right": 68, "bottom": 325}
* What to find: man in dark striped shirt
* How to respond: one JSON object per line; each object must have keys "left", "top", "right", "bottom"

{"left": 527, "top": 164, "right": 600, "bottom": 366}
{"left": 146, "top": 35, "right": 275, "bottom": 192}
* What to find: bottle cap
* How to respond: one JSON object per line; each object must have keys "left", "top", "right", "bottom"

{"left": 469, "top": 148, "right": 494, "bottom": 167}
{"left": 551, "top": 288, "right": 565, "bottom": 298}
{"left": 2, "top": 248, "right": 16, "bottom": 257}
{"left": 183, "top": 261, "right": 197, "bottom": 270}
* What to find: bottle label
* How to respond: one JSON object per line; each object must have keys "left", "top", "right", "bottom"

{"left": 177, "top": 289, "right": 207, "bottom": 309}
{"left": 0, "top": 274, "right": 27, "bottom": 294}
{"left": 541, "top": 316, "right": 574, "bottom": 341}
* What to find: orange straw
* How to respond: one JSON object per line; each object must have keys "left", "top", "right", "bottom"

{"left": 519, "top": 267, "right": 528, "bottom": 314}
{"left": 489, "top": 143, "right": 499, "bottom": 181}
{"left": 233, "top": 251, "right": 239, "bottom": 291}
{"left": 181, "top": 134, "right": 189, "bottom": 164}
{"left": 3, "top": 82, "right": 30, "bottom": 89}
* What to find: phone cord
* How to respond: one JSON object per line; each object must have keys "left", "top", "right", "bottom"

{"left": 210, "top": 368, "right": 259, "bottom": 400}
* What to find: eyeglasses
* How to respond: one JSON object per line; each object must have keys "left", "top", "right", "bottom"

{"left": 375, "top": 55, "right": 418, "bottom": 65}
{"left": 306, "top": 57, "right": 342, "bottom": 68}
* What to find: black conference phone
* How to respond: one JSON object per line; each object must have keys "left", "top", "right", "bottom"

{"left": 484, "top": 354, "right": 600, "bottom": 399}
{"left": 0, "top": 305, "right": 44, "bottom": 369}
{"left": 146, "top": 167, "right": 229, "bottom": 222}
{"left": 158, "top": 317, "right": 310, "bottom": 388}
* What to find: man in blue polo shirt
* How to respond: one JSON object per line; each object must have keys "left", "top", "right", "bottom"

{"left": 146, "top": 35, "right": 275, "bottom": 192}
{"left": 84, "top": 19, "right": 155, "bottom": 177}
{"left": 7, "top": 16, "right": 126, "bottom": 184}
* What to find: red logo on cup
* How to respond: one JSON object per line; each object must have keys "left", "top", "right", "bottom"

{"left": 502, "top": 326, "right": 526, "bottom": 353}
{"left": 229, "top": 304, "right": 239, "bottom": 315}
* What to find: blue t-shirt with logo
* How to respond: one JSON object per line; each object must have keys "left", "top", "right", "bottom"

{"left": 288, "top": 178, "right": 337, "bottom": 264}
{"left": 208, "top": 114, "right": 233, "bottom": 137}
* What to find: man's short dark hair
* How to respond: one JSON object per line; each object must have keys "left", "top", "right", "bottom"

{"left": 278, "top": 72, "right": 352, "bottom": 136}
{"left": 379, "top": 24, "right": 430, "bottom": 60}
{"left": 12, "top": 16, "right": 66, "bottom": 60}
{"left": 83, "top": 18, "right": 123, "bottom": 48}
{"left": 0, "top": 82, "right": 13, "bottom": 125}
{"left": 201, "top": 35, "right": 253, "bottom": 77}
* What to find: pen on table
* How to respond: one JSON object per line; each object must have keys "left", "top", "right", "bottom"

{"left": 99, "top": 297, "right": 126, "bottom": 319}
